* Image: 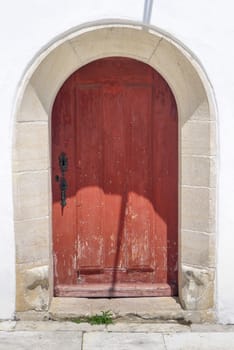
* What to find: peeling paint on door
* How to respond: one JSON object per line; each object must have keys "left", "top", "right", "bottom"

{"left": 52, "top": 57, "right": 178, "bottom": 297}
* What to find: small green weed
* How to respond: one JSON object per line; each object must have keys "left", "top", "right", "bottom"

{"left": 71, "top": 310, "right": 113, "bottom": 325}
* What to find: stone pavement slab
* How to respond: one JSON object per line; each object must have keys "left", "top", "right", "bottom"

{"left": 10, "top": 320, "right": 234, "bottom": 334}
{"left": 1, "top": 321, "right": 234, "bottom": 350}
{"left": 0, "top": 331, "right": 82, "bottom": 350}
{"left": 83, "top": 332, "right": 165, "bottom": 350}
{"left": 164, "top": 332, "right": 234, "bottom": 350}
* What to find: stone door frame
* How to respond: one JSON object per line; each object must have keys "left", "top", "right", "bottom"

{"left": 13, "top": 22, "right": 217, "bottom": 321}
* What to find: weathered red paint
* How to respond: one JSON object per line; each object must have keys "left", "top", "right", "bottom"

{"left": 52, "top": 57, "right": 178, "bottom": 297}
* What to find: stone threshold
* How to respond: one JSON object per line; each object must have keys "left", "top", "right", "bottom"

{"left": 49, "top": 297, "right": 183, "bottom": 321}
{"left": 46, "top": 297, "right": 215, "bottom": 324}
{"left": 15, "top": 297, "right": 215, "bottom": 323}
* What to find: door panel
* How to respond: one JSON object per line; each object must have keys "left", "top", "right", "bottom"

{"left": 76, "top": 86, "right": 104, "bottom": 274}
{"left": 52, "top": 57, "right": 178, "bottom": 297}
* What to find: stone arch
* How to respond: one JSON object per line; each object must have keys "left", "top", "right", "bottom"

{"left": 13, "top": 23, "right": 217, "bottom": 321}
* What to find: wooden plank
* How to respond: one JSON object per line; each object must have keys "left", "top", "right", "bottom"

{"left": 55, "top": 283, "right": 176, "bottom": 297}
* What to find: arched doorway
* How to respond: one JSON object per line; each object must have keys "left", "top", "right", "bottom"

{"left": 13, "top": 24, "right": 216, "bottom": 321}
{"left": 52, "top": 57, "right": 178, "bottom": 297}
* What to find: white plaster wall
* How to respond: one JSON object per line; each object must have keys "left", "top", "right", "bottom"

{"left": 0, "top": 0, "right": 233, "bottom": 323}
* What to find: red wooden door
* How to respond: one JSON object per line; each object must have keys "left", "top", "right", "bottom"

{"left": 52, "top": 57, "right": 178, "bottom": 297}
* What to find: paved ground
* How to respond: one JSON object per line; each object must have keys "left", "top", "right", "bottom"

{"left": 1, "top": 321, "right": 234, "bottom": 349}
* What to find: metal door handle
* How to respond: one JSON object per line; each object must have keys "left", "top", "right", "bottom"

{"left": 58, "top": 152, "right": 68, "bottom": 208}
{"left": 60, "top": 177, "right": 67, "bottom": 208}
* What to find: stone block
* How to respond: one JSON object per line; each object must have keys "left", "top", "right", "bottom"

{"left": 31, "top": 41, "right": 81, "bottom": 113}
{"left": 183, "top": 309, "right": 216, "bottom": 323}
{"left": 15, "top": 320, "right": 105, "bottom": 331}
{"left": 83, "top": 332, "right": 165, "bottom": 350}
{"left": 182, "top": 155, "right": 216, "bottom": 188}
{"left": 17, "top": 84, "right": 48, "bottom": 122}
{"left": 25, "top": 265, "right": 49, "bottom": 291}
{"left": 16, "top": 311, "right": 49, "bottom": 321}
{"left": 0, "top": 331, "right": 82, "bottom": 350}
{"left": 13, "top": 171, "right": 49, "bottom": 221}
{"left": 191, "top": 324, "right": 234, "bottom": 332}
{"left": 149, "top": 38, "right": 207, "bottom": 123}
{"left": 181, "top": 187, "right": 215, "bottom": 233}
{"left": 188, "top": 100, "right": 211, "bottom": 121}
{"left": 0, "top": 321, "right": 16, "bottom": 331}
{"left": 181, "top": 230, "right": 215, "bottom": 268}
{"left": 49, "top": 297, "right": 185, "bottom": 322}
{"left": 16, "top": 263, "right": 50, "bottom": 312}
{"left": 107, "top": 322, "right": 190, "bottom": 333}
{"left": 13, "top": 122, "right": 49, "bottom": 172}
{"left": 180, "top": 264, "right": 215, "bottom": 310}
{"left": 181, "top": 121, "right": 216, "bottom": 156}
{"left": 49, "top": 297, "right": 93, "bottom": 319}
{"left": 164, "top": 332, "right": 234, "bottom": 350}
{"left": 70, "top": 27, "right": 160, "bottom": 64}
{"left": 182, "top": 121, "right": 216, "bottom": 156}
{"left": 15, "top": 217, "right": 49, "bottom": 264}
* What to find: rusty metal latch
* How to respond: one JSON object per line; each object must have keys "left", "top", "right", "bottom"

{"left": 58, "top": 152, "right": 68, "bottom": 208}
